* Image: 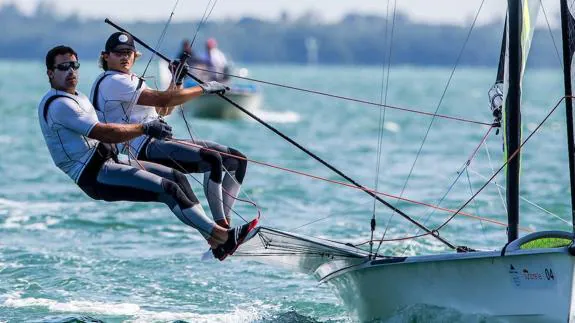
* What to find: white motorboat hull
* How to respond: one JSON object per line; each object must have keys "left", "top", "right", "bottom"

{"left": 182, "top": 90, "right": 262, "bottom": 119}
{"left": 157, "top": 60, "right": 262, "bottom": 119}
{"left": 318, "top": 248, "right": 575, "bottom": 322}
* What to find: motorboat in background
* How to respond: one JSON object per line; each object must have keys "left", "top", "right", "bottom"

{"left": 158, "top": 60, "right": 262, "bottom": 119}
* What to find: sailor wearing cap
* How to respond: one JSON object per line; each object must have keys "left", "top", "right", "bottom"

{"left": 91, "top": 32, "right": 249, "bottom": 230}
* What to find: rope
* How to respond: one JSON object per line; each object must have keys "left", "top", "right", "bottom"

{"left": 167, "top": 138, "right": 516, "bottom": 228}
{"left": 397, "top": 126, "right": 494, "bottom": 255}
{"left": 153, "top": 140, "right": 260, "bottom": 225}
{"left": 484, "top": 139, "right": 508, "bottom": 213}
{"left": 433, "top": 96, "right": 568, "bottom": 232}
{"left": 367, "top": 95, "right": 569, "bottom": 251}
{"left": 377, "top": 0, "right": 488, "bottom": 251}
{"left": 190, "top": 0, "right": 218, "bottom": 48}
{"left": 187, "top": 65, "right": 492, "bottom": 126}
{"left": 539, "top": 0, "right": 563, "bottom": 69}
{"left": 176, "top": 0, "right": 261, "bottom": 222}
{"left": 371, "top": 0, "right": 397, "bottom": 258}
{"left": 468, "top": 168, "right": 571, "bottom": 226}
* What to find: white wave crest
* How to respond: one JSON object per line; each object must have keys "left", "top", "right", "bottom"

{"left": 384, "top": 121, "right": 401, "bottom": 133}
{"left": 3, "top": 293, "right": 279, "bottom": 323}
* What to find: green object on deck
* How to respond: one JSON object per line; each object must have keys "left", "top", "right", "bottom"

{"left": 520, "top": 238, "right": 572, "bottom": 250}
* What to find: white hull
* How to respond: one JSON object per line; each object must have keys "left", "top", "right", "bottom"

{"left": 182, "top": 91, "right": 262, "bottom": 119}
{"left": 239, "top": 228, "right": 575, "bottom": 322}
{"left": 318, "top": 248, "right": 575, "bottom": 322}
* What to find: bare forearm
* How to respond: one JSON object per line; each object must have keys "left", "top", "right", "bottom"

{"left": 88, "top": 123, "right": 144, "bottom": 143}
{"left": 155, "top": 83, "right": 181, "bottom": 116}
{"left": 139, "top": 87, "right": 203, "bottom": 108}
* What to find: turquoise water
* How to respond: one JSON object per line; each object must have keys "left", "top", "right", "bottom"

{"left": 0, "top": 59, "right": 572, "bottom": 322}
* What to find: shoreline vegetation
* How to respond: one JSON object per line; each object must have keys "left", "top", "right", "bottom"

{"left": 1, "top": 3, "right": 562, "bottom": 67}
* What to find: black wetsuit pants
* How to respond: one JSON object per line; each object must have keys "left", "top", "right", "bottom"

{"left": 77, "top": 146, "right": 215, "bottom": 238}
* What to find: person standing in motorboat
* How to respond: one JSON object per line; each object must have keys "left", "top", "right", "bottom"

{"left": 205, "top": 38, "right": 230, "bottom": 82}
{"left": 176, "top": 38, "right": 210, "bottom": 84}
{"left": 39, "top": 45, "right": 257, "bottom": 260}
{"left": 91, "top": 32, "right": 249, "bottom": 230}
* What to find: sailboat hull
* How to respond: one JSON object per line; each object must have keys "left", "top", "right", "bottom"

{"left": 319, "top": 249, "right": 575, "bottom": 322}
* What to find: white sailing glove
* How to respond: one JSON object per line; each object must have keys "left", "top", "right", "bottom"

{"left": 199, "top": 81, "right": 230, "bottom": 95}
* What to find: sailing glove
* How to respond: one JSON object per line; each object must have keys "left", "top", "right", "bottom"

{"left": 142, "top": 119, "right": 173, "bottom": 140}
{"left": 199, "top": 81, "right": 230, "bottom": 95}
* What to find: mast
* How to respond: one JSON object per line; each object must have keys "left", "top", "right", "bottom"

{"left": 505, "top": 0, "right": 522, "bottom": 242}
{"left": 502, "top": 0, "right": 539, "bottom": 242}
{"left": 560, "top": 0, "right": 575, "bottom": 237}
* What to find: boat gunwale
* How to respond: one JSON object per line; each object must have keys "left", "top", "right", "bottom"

{"left": 319, "top": 245, "right": 574, "bottom": 283}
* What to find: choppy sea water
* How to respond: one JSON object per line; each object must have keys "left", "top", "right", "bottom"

{"left": 0, "top": 59, "right": 571, "bottom": 322}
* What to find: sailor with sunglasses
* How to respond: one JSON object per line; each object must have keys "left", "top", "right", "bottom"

{"left": 91, "top": 32, "right": 249, "bottom": 230}
{"left": 38, "top": 45, "right": 258, "bottom": 260}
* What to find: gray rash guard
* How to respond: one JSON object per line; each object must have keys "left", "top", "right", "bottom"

{"left": 38, "top": 89, "right": 216, "bottom": 238}
{"left": 38, "top": 89, "right": 99, "bottom": 182}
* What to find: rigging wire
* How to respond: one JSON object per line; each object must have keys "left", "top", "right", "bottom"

{"left": 102, "top": 0, "right": 540, "bottom": 251}
{"left": 433, "top": 96, "right": 568, "bottom": 233}
{"left": 415, "top": 127, "right": 492, "bottom": 224}
{"left": 468, "top": 168, "right": 571, "bottom": 226}
{"left": 171, "top": 0, "right": 260, "bottom": 224}
{"left": 397, "top": 126, "right": 494, "bottom": 255}
{"left": 153, "top": 142, "right": 260, "bottom": 224}
{"left": 179, "top": 0, "right": 217, "bottom": 142}
{"left": 142, "top": 0, "right": 181, "bottom": 77}
{"left": 171, "top": 125, "right": 261, "bottom": 223}
{"left": 365, "top": 96, "right": 569, "bottom": 250}
{"left": 116, "top": 0, "right": 180, "bottom": 173}
{"left": 190, "top": 0, "right": 217, "bottom": 48}
{"left": 539, "top": 0, "right": 563, "bottom": 69}
{"left": 464, "top": 167, "right": 487, "bottom": 240}
{"left": 371, "top": 0, "right": 396, "bottom": 258}
{"left": 483, "top": 138, "right": 508, "bottom": 212}
{"left": 106, "top": 0, "right": 255, "bottom": 229}
{"left": 376, "top": 0, "right": 488, "bottom": 254}
{"left": 186, "top": 65, "right": 493, "bottom": 126}
{"left": 167, "top": 138, "right": 522, "bottom": 230}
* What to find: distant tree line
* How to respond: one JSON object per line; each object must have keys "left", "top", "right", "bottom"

{"left": 0, "top": 3, "right": 563, "bottom": 67}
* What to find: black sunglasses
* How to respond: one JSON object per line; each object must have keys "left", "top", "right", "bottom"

{"left": 54, "top": 61, "right": 81, "bottom": 71}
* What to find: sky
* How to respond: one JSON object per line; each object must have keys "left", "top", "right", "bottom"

{"left": 2, "top": 0, "right": 562, "bottom": 26}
